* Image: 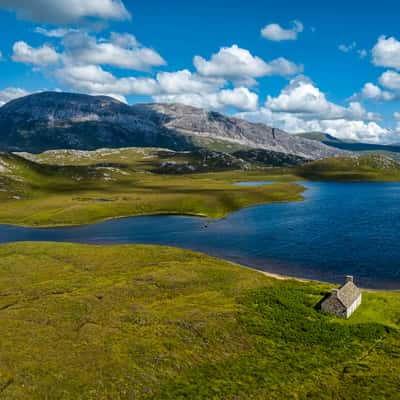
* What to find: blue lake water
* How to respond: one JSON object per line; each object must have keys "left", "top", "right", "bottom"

{"left": 1, "top": 181, "right": 400, "bottom": 289}
{"left": 234, "top": 181, "right": 274, "bottom": 186}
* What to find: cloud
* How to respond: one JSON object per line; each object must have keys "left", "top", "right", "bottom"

{"left": 12, "top": 41, "right": 60, "bottom": 65}
{"left": 109, "top": 32, "right": 139, "bottom": 48}
{"left": 153, "top": 87, "right": 259, "bottom": 111}
{"left": 0, "top": 87, "right": 29, "bottom": 106}
{"left": 351, "top": 82, "right": 395, "bottom": 102}
{"left": 372, "top": 36, "right": 400, "bottom": 70}
{"left": 236, "top": 76, "right": 394, "bottom": 144}
{"left": 35, "top": 27, "right": 76, "bottom": 38}
{"left": 358, "top": 49, "right": 368, "bottom": 59}
{"left": 0, "top": 0, "right": 131, "bottom": 24}
{"left": 62, "top": 31, "right": 165, "bottom": 71}
{"left": 338, "top": 42, "right": 357, "bottom": 53}
{"left": 261, "top": 20, "right": 303, "bottom": 41}
{"left": 392, "top": 112, "right": 400, "bottom": 136}
{"left": 266, "top": 76, "right": 378, "bottom": 121}
{"left": 218, "top": 87, "right": 258, "bottom": 110}
{"left": 156, "top": 70, "right": 225, "bottom": 94}
{"left": 338, "top": 42, "right": 368, "bottom": 59}
{"left": 238, "top": 107, "right": 394, "bottom": 144}
{"left": 194, "top": 45, "right": 302, "bottom": 81}
{"left": 379, "top": 70, "right": 400, "bottom": 90}
{"left": 54, "top": 64, "right": 160, "bottom": 101}
{"left": 55, "top": 63, "right": 257, "bottom": 111}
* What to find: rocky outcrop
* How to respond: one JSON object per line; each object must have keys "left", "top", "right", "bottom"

{"left": 233, "top": 149, "right": 307, "bottom": 167}
{"left": 154, "top": 149, "right": 250, "bottom": 174}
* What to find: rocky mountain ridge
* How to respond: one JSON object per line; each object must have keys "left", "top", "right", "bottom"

{"left": 0, "top": 91, "right": 345, "bottom": 159}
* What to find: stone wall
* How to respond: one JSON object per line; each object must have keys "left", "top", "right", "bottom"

{"left": 345, "top": 294, "right": 362, "bottom": 318}
{"left": 321, "top": 296, "right": 346, "bottom": 318}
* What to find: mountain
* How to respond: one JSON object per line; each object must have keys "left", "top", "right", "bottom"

{"left": 297, "top": 132, "right": 349, "bottom": 143}
{"left": 297, "top": 132, "right": 400, "bottom": 159}
{"left": 0, "top": 91, "right": 344, "bottom": 159}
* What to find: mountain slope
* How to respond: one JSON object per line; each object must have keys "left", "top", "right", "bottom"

{"left": 297, "top": 132, "right": 400, "bottom": 159}
{"left": 0, "top": 91, "right": 344, "bottom": 159}
{"left": 297, "top": 132, "right": 349, "bottom": 143}
{"left": 138, "top": 103, "right": 345, "bottom": 159}
{"left": 296, "top": 155, "right": 400, "bottom": 181}
{"left": 0, "top": 92, "right": 195, "bottom": 153}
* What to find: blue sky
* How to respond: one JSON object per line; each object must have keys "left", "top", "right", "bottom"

{"left": 1, "top": 0, "right": 400, "bottom": 143}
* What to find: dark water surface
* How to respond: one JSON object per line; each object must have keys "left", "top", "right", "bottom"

{"left": 1, "top": 182, "right": 400, "bottom": 289}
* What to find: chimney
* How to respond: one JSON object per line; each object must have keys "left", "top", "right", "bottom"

{"left": 346, "top": 275, "right": 354, "bottom": 283}
{"left": 331, "top": 289, "right": 339, "bottom": 297}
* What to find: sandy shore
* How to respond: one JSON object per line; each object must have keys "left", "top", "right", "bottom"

{"left": 259, "top": 270, "right": 308, "bottom": 281}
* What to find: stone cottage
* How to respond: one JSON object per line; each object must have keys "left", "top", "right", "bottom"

{"left": 321, "top": 276, "right": 362, "bottom": 319}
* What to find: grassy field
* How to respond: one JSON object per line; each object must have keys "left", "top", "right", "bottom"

{"left": 0, "top": 149, "right": 302, "bottom": 227}
{"left": 1, "top": 149, "right": 400, "bottom": 227}
{"left": 297, "top": 155, "right": 400, "bottom": 181}
{"left": 0, "top": 242, "right": 399, "bottom": 399}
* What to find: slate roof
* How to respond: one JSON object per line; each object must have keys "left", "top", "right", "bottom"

{"left": 336, "top": 281, "right": 361, "bottom": 308}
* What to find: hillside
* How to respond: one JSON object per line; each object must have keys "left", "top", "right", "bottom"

{"left": 0, "top": 149, "right": 303, "bottom": 226}
{"left": 0, "top": 92, "right": 343, "bottom": 160}
{"left": 1, "top": 149, "right": 400, "bottom": 226}
{"left": 297, "top": 132, "right": 400, "bottom": 160}
{"left": 297, "top": 155, "right": 400, "bottom": 181}
{"left": 297, "top": 132, "right": 347, "bottom": 143}
{"left": 1, "top": 242, "right": 400, "bottom": 399}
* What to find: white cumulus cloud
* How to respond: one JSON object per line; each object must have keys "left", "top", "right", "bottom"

{"left": 372, "top": 36, "right": 400, "bottom": 70}
{"left": 54, "top": 64, "right": 159, "bottom": 101}
{"left": 156, "top": 70, "right": 225, "bottom": 94}
{"left": 62, "top": 31, "right": 165, "bottom": 71}
{"left": 153, "top": 87, "right": 258, "bottom": 112}
{"left": 0, "top": 0, "right": 130, "bottom": 24}
{"left": 217, "top": 87, "right": 259, "bottom": 111}
{"left": 238, "top": 107, "right": 394, "bottom": 144}
{"left": 12, "top": 41, "right": 60, "bottom": 65}
{"left": 236, "top": 76, "right": 394, "bottom": 143}
{"left": 379, "top": 70, "right": 400, "bottom": 90}
{"left": 54, "top": 63, "right": 257, "bottom": 111}
{"left": 194, "top": 45, "right": 302, "bottom": 81}
{"left": 352, "top": 82, "right": 395, "bottom": 102}
{"left": 261, "top": 20, "right": 303, "bottom": 41}
{"left": 266, "top": 76, "right": 378, "bottom": 121}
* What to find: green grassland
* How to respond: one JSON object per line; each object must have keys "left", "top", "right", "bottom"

{"left": 1, "top": 149, "right": 400, "bottom": 227}
{"left": 297, "top": 156, "right": 400, "bottom": 181}
{"left": 0, "top": 242, "right": 399, "bottom": 399}
{"left": 0, "top": 149, "right": 302, "bottom": 227}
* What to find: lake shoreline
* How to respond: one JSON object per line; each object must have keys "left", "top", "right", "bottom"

{"left": 2, "top": 181, "right": 400, "bottom": 290}
{"left": 2, "top": 239, "right": 398, "bottom": 292}
{"left": 0, "top": 185, "right": 305, "bottom": 228}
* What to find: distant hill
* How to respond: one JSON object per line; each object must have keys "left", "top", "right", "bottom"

{"left": 296, "top": 155, "right": 400, "bottom": 181}
{"left": 297, "top": 132, "right": 347, "bottom": 143}
{"left": 297, "top": 132, "right": 400, "bottom": 159}
{"left": 0, "top": 91, "right": 344, "bottom": 160}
